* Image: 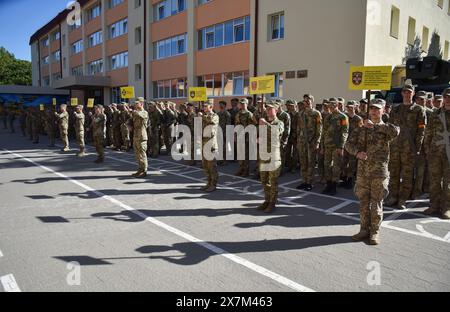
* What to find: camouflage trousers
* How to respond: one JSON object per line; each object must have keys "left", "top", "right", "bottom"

{"left": 298, "top": 142, "right": 318, "bottom": 184}
{"left": 113, "top": 126, "right": 122, "bottom": 149}
{"left": 93, "top": 135, "right": 104, "bottom": 159}
{"left": 134, "top": 140, "right": 148, "bottom": 172}
{"left": 342, "top": 151, "right": 358, "bottom": 179}
{"left": 76, "top": 130, "right": 85, "bottom": 149}
{"left": 260, "top": 167, "right": 281, "bottom": 203}
{"left": 32, "top": 125, "right": 39, "bottom": 143}
{"left": 286, "top": 137, "right": 298, "bottom": 171}
{"left": 355, "top": 176, "right": 389, "bottom": 235}
{"left": 324, "top": 146, "right": 343, "bottom": 183}
{"left": 202, "top": 156, "right": 218, "bottom": 187}
{"left": 428, "top": 155, "right": 450, "bottom": 213}
{"left": 27, "top": 120, "right": 32, "bottom": 139}
{"left": 60, "top": 128, "right": 69, "bottom": 149}
{"left": 238, "top": 141, "right": 250, "bottom": 173}
{"left": 280, "top": 144, "right": 288, "bottom": 173}
{"left": 413, "top": 151, "right": 429, "bottom": 196}
{"left": 148, "top": 128, "right": 160, "bottom": 158}
{"left": 121, "top": 124, "right": 130, "bottom": 150}
{"left": 163, "top": 125, "right": 175, "bottom": 153}
{"left": 388, "top": 149, "right": 415, "bottom": 202}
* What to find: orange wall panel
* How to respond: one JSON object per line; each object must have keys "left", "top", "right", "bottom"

{"left": 68, "top": 27, "right": 82, "bottom": 44}
{"left": 85, "top": 17, "right": 102, "bottom": 37}
{"left": 107, "top": 67, "right": 128, "bottom": 86}
{"left": 70, "top": 53, "right": 83, "bottom": 68}
{"left": 41, "top": 66, "right": 50, "bottom": 78}
{"left": 51, "top": 62, "right": 61, "bottom": 74}
{"left": 196, "top": 42, "right": 250, "bottom": 76}
{"left": 50, "top": 40, "right": 60, "bottom": 53}
{"left": 151, "top": 54, "right": 187, "bottom": 81}
{"left": 196, "top": 0, "right": 250, "bottom": 29}
{"left": 106, "top": 35, "right": 128, "bottom": 56}
{"left": 85, "top": 45, "right": 103, "bottom": 63}
{"left": 105, "top": 0, "right": 128, "bottom": 25}
{"left": 151, "top": 11, "right": 187, "bottom": 42}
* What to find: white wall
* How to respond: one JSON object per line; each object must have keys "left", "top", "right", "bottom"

{"left": 127, "top": 0, "right": 145, "bottom": 97}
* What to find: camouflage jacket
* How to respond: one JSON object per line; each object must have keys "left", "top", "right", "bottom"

{"left": 277, "top": 110, "right": 291, "bottom": 145}
{"left": 297, "top": 108, "right": 322, "bottom": 146}
{"left": 55, "top": 111, "right": 69, "bottom": 130}
{"left": 73, "top": 112, "right": 85, "bottom": 132}
{"left": 253, "top": 109, "right": 268, "bottom": 124}
{"left": 347, "top": 114, "right": 363, "bottom": 135}
{"left": 424, "top": 108, "right": 450, "bottom": 159}
{"left": 149, "top": 109, "right": 162, "bottom": 130}
{"left": 345, "top": 121, "right": 400, "bottom": 178}
{"left": 202, "top": 111, "right": 219, "bottom": 151}
{"left": 228, "top": 108, "right": 239, "bottom": 126}
{"left": 217, "top": 110, "right": 231, "bottom": 131}
{"left": 259, "top": 117, "right": 284, "bottom": 170}
{"left": 91, "top": 113, "right": 107, "bottom": 139}
{"left": 133, "top": 110, "right": 149, "bottom": 141}
{"left": 235, "top": 109, "right": 254, "bottom": 127}
{"left": 288, "top": 111, "right": 299, "bottom": 141}
{"left": 321, "top": 111, "right": 348, "bottom": 149}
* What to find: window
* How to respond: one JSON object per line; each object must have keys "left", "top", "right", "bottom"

{"left": 52, "top": 73, "right": 62, "bottom": 81}
{"left": 422, "top": 26, "right": 429, "bottom": 51}
{"left": 109, "top": 18, "right": 128, "bottom": 39}
{"left": 69, "top": 18, "right": 82, "bottom": 31}
{"left": 43, "top": 76, "right": 50, "bottom": 86}
{"left": 444, "top": 41, "right": 449, "bottom": 60}
{"left": 135, "top": 27, "right": 142, "bottom": 44}
{"left": 110, "top": 0, "right": 124, "bottom": 8}
{"left": 407, "top": 17, "right": 416, "bottom": 45}
{"left": 42, "top": 55, "right": 49, "bottom": 65}
{"left": 438, "top": 0, "right": 444, "bottom": 9}
{"left": 198, "top": 0, "right": 211, "bottom": 5}
{"left": 52, "top": 32, "right": 60, "bottom": 41}
{"left": 109, "top": 51, "right": 128, "bottom": 70}
{"left": 153, "top": 78, "right": 187, "bottom": 99}
{"left": 87, "top": 59, "right": 103, "bottom": 75}
{"left": 111, "top": 87, "right": 126, "bottom": 104}
{"left": 42, "top": 37, "right": 49, "bottom": 47}
{"left": 268, "top": 73, "right": 283, "bottom": 98}
{"left": 71, "top": 40, "right": 83, "bottom": 54}
{"left": 390, "top": 6, "right": 400, "bottom": 39}
{"left": 154, "top": 34, "right": 187, "bottom": 59}
{"left": 197, "top": 72, "right": 249, "bottom": 96}
{"left": 153, "top": 0, "right": 186, "bottom": 21}
{"left": 199, "top": 16, "right": 250, "bottom": 50}
{"left": 135, "top": 64, "right": 142, "bottom": 81}
{"left": 135, "top": 0, "right": 141, "bottom": 8}
{"left": 88, "top": 4, "right": 101, "bottom": 21}
{"left": 52, "top": 50, "right": 61, "bottom": 62}
{"left": 88, "top": 30, "right": 103, "bottom": 47}
{"left": 71, "top": 65, "right": 83, "bottom": 76}
{"left": 270, "top": 13, "right": 284, "bottom": 40}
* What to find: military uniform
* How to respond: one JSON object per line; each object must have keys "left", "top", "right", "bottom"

{"left": 297, "top": 107, "right": 322, "bottom": 190}
{"left": 277, "top": 109, "right": 291, "bottom": 176}
{"left": 44, "top": 109, "right": 57, "bottom": 147}
{"left": 112, "top": 107, "right": 122, "bottom": 150}
{"left": 387, "top": 101, "right": 427, "bottom": 209}
{"left": 119, "top": 107, "right": 132, "bottom": 151}
{"left": 7, "top": 108, "right": 16, "bottom": 133}
{"left": 73, "top": 111, "right": 86, "bottom": 156}
{"left": 286, "top": 104, "right": 299, "bottom": 172}
{"left": 201, "top": 110, "right": 220, "bottom": 192}
{"left": 217, "top": 108, "right": 231, "bottom": 164}
{"left": 1, "top": 105, "right": 7, "bottom": 129}
{"left": 162, "top": 107, "right": 177, "bottom": 154}
{"left": 186, "top": 109, "right": 197, "bottom": 165}
{"left": 413, "top": 105, "right": 433, "bottom": 197}
{"left": 19, "top": 109, "right": 27, "bottom": 137}
{"left": 345, "top": 104, "right": 400, "bottom": 245}
{"left": 321, "top": 103, "right": 349, "bottom": 195}
{"left": 342, "top": 112, "right": 363, "bottom": 188}
{"left": 318, "top": 109, "right": 330, "bottom": 183}
{"left": 235, "top": 107, "right": 255, "bottom": 176}
{"left": 132, "top": 109, "right": 149, "bottom": 176}
{"left": 148, "top": 106, "right": 162, "bottom": 158}
{"left": 423, "top": 103, "right": 450, "bottom": 219}
{"left": 31, "top": 108, "right": 40, "bottom": 143}
{"left": 91, "top": 111, "right": 107, "bottom": 162}
{"left": 55, "top": 110, "right": 70, "bottom": 151}
{"left": 258, "top": 102, "right": 284, "bottom": 213}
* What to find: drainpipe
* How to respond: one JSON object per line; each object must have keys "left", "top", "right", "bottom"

{"left": 253, "top": 0, "right": 259, "bottom": 103}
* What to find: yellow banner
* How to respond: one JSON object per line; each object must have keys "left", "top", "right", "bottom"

{"left": 87, "top": 98, "right": 95, "bottom": 108}
{"left": 250, "top": 75, "right": 275, "bottom": 95}
{"left": 348, "top": 66, "right": 392, "bottom": 91}
{"left": 70, "top": 98, "right": 78, "bottom": 106}
{"left": 120, "top": 86, "right": 135, "bottom": 99}
{"left": 52, "top": 98, "right": 57, "bottom": 106}
{"left": 188, "top": 87, "right": 207, "bottom": 102}
{"left": 39, "top": 104, "right": 45, "bottom": 111}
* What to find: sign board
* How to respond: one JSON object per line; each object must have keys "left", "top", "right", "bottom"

{"left": 39, "top": 104, "right": 45, "bottom": 111}
{"left": 250, "top": 75, "right": 275, "bottom": 95}
{"left": 188, "top": 87, "right": 207, "bottom": 102}
{"left": 348, "top": 66, "right": 392, "bottom": 90}
{"left": 52, "top": 98, "right": 57, "bottom": 106}
{"left": 87, "top": 98, "right": 95, "bottom": 108}
{"left": 120, "top": 86, "right": 135, "bottom": 99}
{"left": 70, "top": 98, "right": 78, "bottom": 106}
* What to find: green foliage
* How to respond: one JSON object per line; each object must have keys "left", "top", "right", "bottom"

{"left": 427, "top": 31, "right": 443, "bottom": 59}
{"left": 0, "top": 47, "right": 32, "bottom": 86}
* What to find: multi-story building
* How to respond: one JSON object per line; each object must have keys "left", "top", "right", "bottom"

{"left": 30, "top": 0, "right": 450, "bottom": 106}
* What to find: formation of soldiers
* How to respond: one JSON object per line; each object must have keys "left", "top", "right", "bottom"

{"left": 1, "top": 86, "right": 449, "bottom": 245}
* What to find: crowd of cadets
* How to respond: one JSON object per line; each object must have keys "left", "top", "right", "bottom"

{"left": 1, "top": 87, "right": 448, "bottom": 222}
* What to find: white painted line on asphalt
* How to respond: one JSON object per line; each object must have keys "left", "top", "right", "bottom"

{"left": 5, "top": 149, "right": 315, "bottom": 293}
{"left": 325, "top": 200, "right": 353, "bottom": 215}
{"left": 1, "top": 274, "right": 21, "bottom": 292}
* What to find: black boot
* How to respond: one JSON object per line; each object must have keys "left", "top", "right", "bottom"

{"left": 322, "top": 182, "right": 332, "bottom": 195}
{"left": 344, "top": 177, "right": 354, "bottom": 190}
{"left": 329, "top": 182, "right": 337, "bottom": 196}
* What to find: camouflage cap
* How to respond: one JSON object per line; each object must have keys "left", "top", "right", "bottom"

{"left": 303, "top": 94, "right": 314, "bottom": 101}
{"left": 443, "top": 88, "right": 450, "bottom": 96}
{"left": 239, "top": 98, "right": 249, "bottom": 105}
{"left": 231, "top": 98, "right": 240, "bottom": 102}
{"left": 434, "top": 94, "right": 443, "bottom": 100}
{"left": 370, "top": 99, "right": 386, "bottom": 109}
{"left": 265, "top": 100, "right": 279, "bottom": 109}
{"left": 402, "top": 84, "right": 415, "bottom": 92}
{"left": 285, "top": 99, "right": 297, "bottom": 106}
{"left": 359, "top": 98, "right": 369, "bottom": 104}
{"left": 337, "top": 97, "right": 345, "bottom": 104}
{"left": 416, "top": 91, "right": 428, "bottom": 99}
{"left": 346, "top": 100, "right": 358, "bottom": 107}
{"left": 322, "top": 99, "right": 330, "bottom": 105}
{"left": 219, "top": 101, "right": 227, "bottom": 107}
{"left": 206, "top": 98, "right": 214, "bottom": 105}
{"left": 136, "top": 97, "right": 146, "bottom": 102}
{"left": 328, "top": 98, "right": 338, "bottom": 105}
{"left": 427, "top": 92, "right": 434, "bottom": 99}
{"left": 275, "top": 99, "right": 285, "bottom": 105}
{"left": 186, "top": 102, "right": 194, "bottom": 107}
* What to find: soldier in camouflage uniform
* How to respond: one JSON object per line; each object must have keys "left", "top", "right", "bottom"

{"left": 320, "top": 98, "right": 349, "bottom": 196}
{"left": 148, "top": 101, "right": 162, "bottom": 158}
{"left": 73, "top": 105, "right": 86, "bottom": 157}
{"left": 296, "top": 95, "right": 322, "bottom": 191}
{"left": 217, "top": 101, "right": 231, "bottom": 165}
{"left": 177, "top": 103, "right": 188, "bottom": 154}
{"left": 162, "top": 102, "right": 177, "bottom": 155}
{"left": 26, "top": 107, "right": 33, "bottom": 140}
{"left": 119, "top": 103, "right": 132, "bottom": 152}
{"left": 31, "top": 107, "right": 40, "bottom": 144}
{"left": 276, "top": 100, "right": 291, "bottom": 177}
{"left": 90, "top": 105, "right": 107, "bottom": 163}
{"left": 43, "top": 107, "right": 56, "bottom": 147}
{"left": 200, "top": 99, "right": 219, "bottom": 192}
{"left": 433, "top": 94, "right": 443, "bottom": 110}
{"left": 19, "top": 106, "right": 27, "bottom": 137}
{"left": 385, "top": 84, "right": 427, "bottom": 210}
{"left": 413, "top": 91, "right": 433, "bottom": 197}
{"left": 186, "top": 103, "right": 197, "bottom": 166}
{"left": 318, "top": 99, "right": 330, "bottom": 184}
{"left": 7, "top": 106, "right": 16, "bottom": 133}
{"left": 423, "top": 88, "right": 450, "bottom": 220}
{"left": 247, "top": 96, "right": 256, "bottom": 114}
{"left": 345, "top": 99, "right": 400, "bottom": 245}
{"left": 111, "top": 104, "right": 122, "bottom": 151}
{"left": 341, "top": 101, "right": 363, "bottom": 189}
{"left": 131, "top": 99, "right": 149, "bottom": 178}
{"left": 55, "top": 104, "right": 70, "bottom": 151}
{"left": 252, "top": 98, "right": 267, "bottom": 179}
{"left": 228, "top": 98, "right": 240, "bottom": 162}
{"left": 257, "top": 100, "right": 284, "bottom": 213}
{"left": 285, "top": 100, "right": 299, "bottom": 173}
{"left": 235, "top": 98, "right": 255, "bottom": 177}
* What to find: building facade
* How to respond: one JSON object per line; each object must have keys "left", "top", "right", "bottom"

{"left": 30, "top": 0, "right": 450, "bottom": 106}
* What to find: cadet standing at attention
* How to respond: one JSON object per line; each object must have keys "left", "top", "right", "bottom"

{"left": 345, "top": 99, "right": 400, "bottom": 245}
{"left": 91, "top": 105, "right": 107, "bottom": 163}
{"left": 276, "top": 100, "right": 291, "bottom": 177}
{"left": 131, "top": 98, "right": 149, "bottom": 178}
{"left": 235, "top": 98, "right": 255, "bottom": 177}
{"left": 200, "top": 99, "right": 220, "bottom": 192}
{"left": 321, "top": 98, "right": 349, "bottom": 196}
{"left": 55, "top": 104, "right": 70, "bottom": 152}
{"left": 73, "top": 105, "right": 86, "bottom": 157}
{"left": 217, "top": 101, "right": 231, "bottom": 166}
{"left": 257, "top": 100, "right": 284, "bottom": 214}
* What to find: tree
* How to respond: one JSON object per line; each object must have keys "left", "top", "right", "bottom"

{"left": 427, "top": 30, "right": 443, "bottom": 59}
{"left": 403, "top": 35, "right": 422, "bottom": 65}
{"left": 0, "top": 47, "right": 32, "bottom": 86}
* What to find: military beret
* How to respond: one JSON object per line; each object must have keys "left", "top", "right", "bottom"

{"left": 370, "top": 99, "right": 386, "bottom": 109}
{"left": 402, "top": 84, "right": 415, "bottom": 92}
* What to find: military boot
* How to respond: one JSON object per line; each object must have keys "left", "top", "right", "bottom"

{"left": 296, "top": 183, "right": 308, "bottom": 190}
{"left": 385, "top": 196, "right": 398, "bottom": 207}
{"left": 264, "top": 202, "right": 276, "bottom": 214}
{"left": 344, "top": 177, "right": 354, "bottom": 190}
{"left": 397, "top": 199, "right": 407, "bottom": 210}
{"left": 352, "top": 229, "right": 370, "bottom": 242}
{"left": 369, "top": 233, "right": 380, "bottom": 245}
{"left": 201, "top": 184, "right": 210, "bottom": 191}
{"left": 322, "top": 182, "right": 332, "bottom": 195}
{"left": 132, "top": 171, "right": 143, "bottom": 178}
{"left": 77, "top": 148, "right": 86, "bottom": 157}
{"left": 241, "top": 170, "right": 250, "bottom": 178}
{"left": 205, "top": 185, "right": 217, "bottom": 193}
{"left": 234, "top": 168, "right": 244, "bottom": 177}
{"left": 94, "top": 157, "right": 104, "bottom": 164}
{"left": 423, "top": 207, "right": 439, "bottom": 215}
{"left": 328, "top": 182, "right": 337, "bottom": 196}
{"left": 136, "top": 171, "right": 147, "bottom": 178}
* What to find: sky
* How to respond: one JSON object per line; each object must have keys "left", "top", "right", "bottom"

{"left": 0, "top": 0, "right": 69, "bottom": 61}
